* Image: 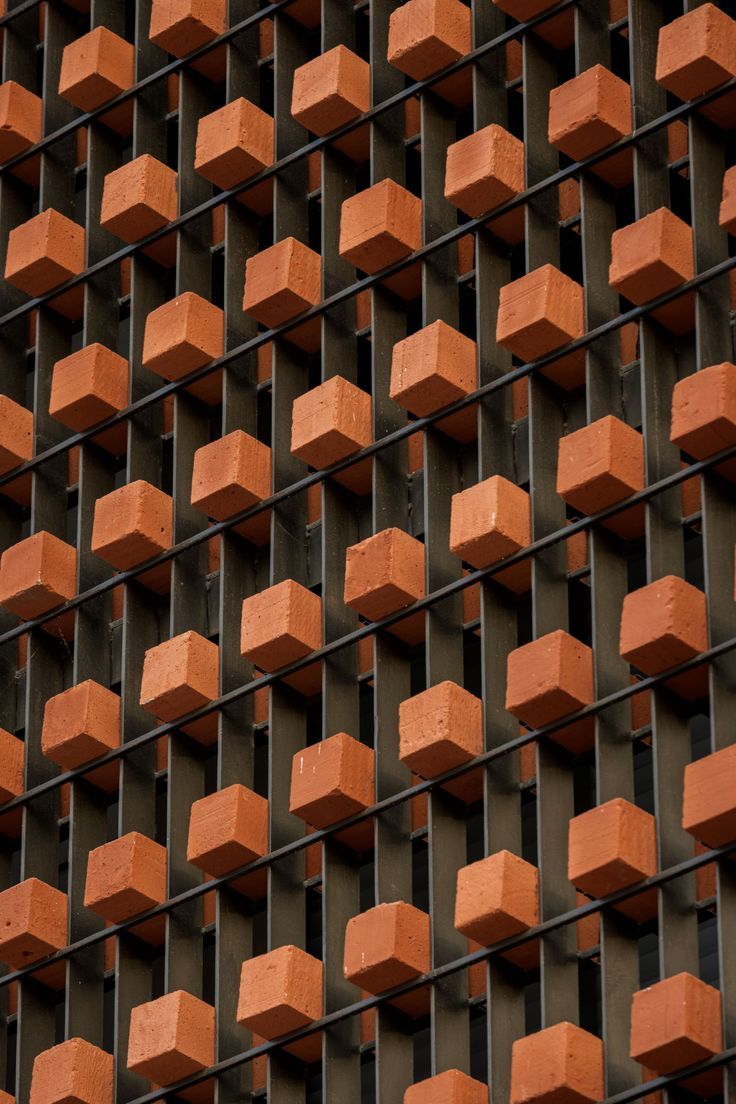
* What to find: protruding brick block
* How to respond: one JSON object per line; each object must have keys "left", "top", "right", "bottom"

{"left": 609, "top": 208, "right": 694, "bottom": 334}
{"left": 390, "top": 321, "right": 477, "bottom": 441}
{"left": 548, "top": 65, "right": 632, "bottom": 186}
{"left": 240, "top": 579, "right": 322, "bottom": 695}
{"left": 91, "top": 480, "right": 173, "bottom": 592}
{"left": 339, "top": 179, "right": 422, "bottom": 298}
{"left": 0, "top": 531, "right": 76, "bottom": 624}
{"left": 720, "top": 166, "right": 736, "bottom": 233}
{"left": 505, "top": 630, "right": 594, "bottom": 753}
{"left": 127, "top": 990, "right": 215, "bottom": 1091}
{"left": 683, "top": 743, "right": 736, "bottom": 848}
{"left": 404, "top": 1070, "right": 489, "bottom": 1104}
{"left": 455, "top": 850, "right": 539, "bottom": 970}
{"left": 0, "top": 878, "right": 67, "bottom": 971}
{"left": 30, "top": 1038, "right": 113, "bottom": 1104}
{"left": 187, "top": 783, "right": 268, "bottom": 897}
{"left": 291, "top": 376, "right": 372, "bottom": 493}
{"left": 399, "top": 681, "right": 482, "bottom": 802}
{"left": 5, "top": 209, "right": 85, "bottom": 315}
{"left": 50, "top": 343, "right": 129, "bottom": 455}
{"left": 444, "top": 124, "right": 524, "bottom": 242}
{"left": 568, "top": 798, "right": 657, "bottom": 922}
{"left": 292, "top": 45, "right": 370, "bottom": 161}
{"left": 58, "top": 26, "right": 135, "bottom": 133}
{"left": 237, "top": 945, "right": 323, "bottom": 1062}
{"left": 140, "top": 630, "right": 220, "bottom": 744}
{"left": 142, "top": 292, "right": 224, "bottom": 405}
{"left": 450, "top": 475, "right": 531, "bottom": 592}
{"left": 242, "top": 237, "right": 322, "bottom": 352}
{"left": 149, "top": 0, "right": 226, "bottom": 56}
{"left": 619, "top": 576, "right": 707, "bottom": 699}
{"left": 0, "top": 395, "right": 32, "bottom": 506}
{"left": 195, "top": 96, "right": 273, "bottom": 209}
{"left": 388, "top": 0, "right": 472, "bottom": 107}
{"left": 0, "top": 80, "right": 42, "bottom": 163}
{"left": 557, "top": 416, "right": 645, "bottom": 539}
{"left": 510, "top": 1022, "right": 604, "bottom": 1104}
{"left": 84, "top": 832, "right": 166, "bottom": 943}
{"left": 42, "top": 680, "right": 120, "bottom": 791}
{"left": 191, "top": 430, "right": 272, "bottom": 545}
{"left": 344, "top": 528, "right": 425, "bottom": 644}
{"left": 344, "top": 901, "right": 430, "bottom": 1016}
{"left": 100, "top": 155, "right": 177, "bottom": 264}
{"left": 656, "top": 5, "right": 736, "bottom": 115}
{"left": 290, "top": 732, "right": 375, "bottom": 850}
{"left": 496, "top": 265, "right": 585, "bottom": 389}
{"left": 630, "top": 973, "right": 722, "bottom": 1077}
{"left": 0, "top": 727, "right": 23, "bottom": 804}
{"left": 670, "top": 362, "right": 736, "bottom": 483}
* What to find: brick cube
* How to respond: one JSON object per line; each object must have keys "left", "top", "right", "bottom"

{"left": 0, "top": 727, "right": 23, "bottom": 804}
{"left": 399, "top": 681, "right": 482, "bottom": 785}
{"left": 340, "top": 179, "right": 422, "bottom": 280}
{"left": 569, "top": 798, "right": 657, "bottom": 921}
{"left": 609, "top": 208, "right": 694, "bottom": 334}
{"left": 142, "top": 292, "right": 224, "bottom": 405}
{"left": 291, "top": 376, "right": 372, "bottom": 493}
{"left": 548, "top": 65, "right": 632, "bottom": 186}
{"left": 0, "top": 531, "right": 76, "bottom": 621}
{"left": 557, "top": 416, "right": 645, "bottom": 539}
{"left": 50, "top": 343, "right": 129, "bottom": 455}
{"left": 388, "top": 0, "right": 472, "bottom": 106}
{"left": 344, "top": 901, "right": 430, "bottom": 1015}
{"left": 91, "top": 480, "right": 173, "bottom": 591}
{"left": 0, "top": 395, "right": 32, "bottom": 506}
{"left": 505, "top": 630, "right": 594, "bottom": 753}
{"left": 496, "top": 265, "right": 585, "bottom": 389}
{"left": 237, "top": 945, "right": 323, "bottom": 1062}
{"left": 449, "top": 475, "right": 531, "bottom": 592}
{"left": 42, "top": 680, "right": 120, "bottom": 791}
{"left": 404, "top": 1071, "right": 488, "bottom": 1104}
{"left": 149, "top": 0, "right": 226, "bottom": 56}
{"left": 195, "top": 96, "right": 274, "bottom": 210}
{"left": 139, "top": 630, "right": 220, "bottom": 744}
{"left": 191, "top": 430, "right": 271, "bottom": 545}
{"left": 670, "top": 362, "right": 736, "bottom": 480}
{"left": 510, "top": 1022, "right": 604, "bottom": 1104}
{"left": 127, "top": 990, "right": 215, "bottom": 1088}
{"left": 0, "top": 877, "right": 67, "bottom": 969}
{"left": 4, "top": 209, "right": 85, "bottom": 303}
{"left": 58, "top": 27, "right": 135, "bottom": 122}
{"left": 242, "top": 237, "right": 322, "bottom": 352}
{"left": 0, "top": 81, "right": 42, "bottom": 163}
{"left": 187, "top": 783, "right": 268, "bottom": 897}
{"left": 100, "top": 155, "right": 178, "bottom": 256}
{"left": 455, "top": 850, "right": 539, "bottom": 965}
{"left": 292, "top": 45, "right": 370, "bottom": 161}
{"left": 444, "top": 124, "right": 525, "bottom": 242}
{"left": 630, "top": 973, "right": 722, "bottom": 1074}
{"left": 683, "top": 743, "right": 736, "bottom": 848}
{"left": 390, "top": 320, "right": 477, "bottom": 441}
{"left": 241, "top": 579, "right": 322, "bottom": 695}
{"left": 289, "top": 732, "right": 375, "bottom": 850}
{"left": 720, "top": 166, "right": 736, "bottom": 233}
{"left": 619, "top": 576, "right": 707, "bottom": 695}
{"left": 84, "top": 831, "right": 166, "bottom": 944}
{"left": 30, "top": 1038, "right": 113, "bottom": 1104}
{"left": 656, "top": 5, "right": 736, "bottom": 104}
{"left": 344, "top": 528, "right": 425, "bottom": 640}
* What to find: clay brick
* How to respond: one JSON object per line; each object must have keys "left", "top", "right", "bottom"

{"left": 670, "top": 362, "right": 736, "bottom": 485}
{"left": 91, "top": 480, "right": 173, "bottom": 590}
{"left": 449, "top": 475, "right": 531, "bottom": 592}
{"left": 289, "top": 732, "right": 375, "bottom": 850}
{"left": 292, "top": 45, "right": 370, "bottom": 161}
{"left": 505, "top": 630, "right": 594, "bottom": 753}
{"left": 187, "top": 783, "right": 268, "bottom": 897}
{"left": 444, "top": 124, "right": 525, "bottom": 242}
{"left": 630, "top": 973, "right": 722, "bottom": 1074}
{"left": 0, "top": 80, "right": 42, "bottom": 162}
{"left": 455, "top": 850, "right": 539, "bottom": 970}
{"left": 100, "top": 155, "right": 178, "bottom": 261}
{"left": 0, "top": 728, "right": 23, "bottom": 804}
{"left": 619, "top": 576, "right": 707, "bottom": 699}
{"left": 139, "top": 630, "right": 220, "bottom": 744}
{"left": 142, "top": 292, "right": 224, "bottom": 405}
{"left": 50, "top": 344, "right": 129, "bottom": 455}
{"left": 237, "top": 944, "right": 323, "bottom": 1062}
{"left": 548, "top": 65, "right": 632, "bottom": 186}
{"left": 404, "top": 1070, "right": 489, "bottom": 1104}
{"left": 568, "top": 798, "right": 657, "bottom": 921}
{"left": 387, "top": 0, "right": 472, "bottom": 106}
{"left": 241, "top": 579, "right": 322, "bottom": 695}
{"left": 0, "top": 1092, "right": 12, "bottom": 1104}
{"left": 0, "top": 530, "right": 76, "bottom": 621}
{"left": 191, "top": 430, "right": 272, "bottom": 545}
{"left": 683, "top": 743, "right": 736, "bottom": 848}
{"left": 242, "top": 237, "right": 322, "bottom": 352}
{"left": 339, "top": 179, "right": 422, "bottom": 298}
{"left": 557, "top": 415, "right": 645, "bottom": 539}
{"left": 30, "top": 1037, "right": 113, "bottom": 1104}
{"left": 655, "top": 5, "right": 736, "bottom": 104}
{"left": 291, "top": 375, "right": 372, "bottom": 493}
{"left": 0, "top": 394, "right": 33, "bottom": 505}
{"left": 149, "top": 0, "right": 226, "bottom": 56}
{"left": 42, "top": 680, "right": 120, "bottom": 791}
{"left": 344, "top": 901, "right": 430, "bottom": 1015}
{"left": 496, "top": 265, "right": 585, "bottom": 389}
{"left": 4, "top": 209, "right": 85, "bottom": 303}
{"left": 398, "top": 680, "right": 482, "bottom": 788}
{"left": 58, "top": 26, "right": 134, "bottom": 126}
{"left": 609, "top": 208, "right": 694, "bottom": 335}
{"left": 510, "top": 1022, "right": 604, "bottom": 1104}
{"left": 390, "top": 321, "right": 477, "bottom": 441}
{"left": 344, "top": 527, "right": 425, "bottom": 631}
{"left": 127, "top": 990, "right": 215, "bottom": 1089}
{"left": 84, "top": 832, "right": 166, "bottom": 942}
{"left": 0, "top": 877, "right": 67, "bottom": 969}
{"left": 720, "top": 166, "right": 736, "bottom": 233}
{"left": 195, "top": 96, "right": 274, "bottom": 198}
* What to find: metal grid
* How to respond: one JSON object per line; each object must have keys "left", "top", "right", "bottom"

{"left": 0, "top": 0, "right": 733, "bottom": 1102}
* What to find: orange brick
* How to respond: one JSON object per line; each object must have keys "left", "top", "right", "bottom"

{"left": 450, "top": 475, "right": 531, "bottom": 591}
{"left": 191, "top": 430, "right": 272, "bottom": 545}
{"left": 569, "top": 798, "right": 657, "bottom": 921}
{"left": 142, "top": 292, "right": 223, "bottom": 405}
{"left": 140, "top": 631, "right": 220, "bottom": 744}
{"left": 292, "top": 45, "right": 370, "bottom": 162}
{"left": 496, "top": 265, "right": 585, "bottom": 389}
{"left": 557, "top": 415, "right": 645, "bottom": 538}
{"left": 127, "top": 990, "right": 215, "bottom": 1090}
{"left": 510, "top": 1022, "right": 603, "bottom": 1104}
{"left": 390, "top": 321, "right": 477, "bottom": 441}
{"left": 242, "top": 237, "right": 322, "bottom": 352}
{"left": 30, "top": 1038, "right": 113, "bottom": 1104}
{"left": 506, "top": 630, "right": 594, "bottom": 753}
{"left": 237, "top": 945, "right": 323, "bottom": 1062}
{"left": 290, "top": 732, "right": 374, "bottom": 851}
{"left": 455, "top": 850, "right": 539, "bottom": 970}
{"left": 291, "top": 376, "right": 372, "bottom": 494}
{"left": 683, "top": 743, "right": 736, "bottom": 848}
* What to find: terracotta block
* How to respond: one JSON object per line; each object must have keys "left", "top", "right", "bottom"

{"left": 242, "top": 237, "right": 322, "bottom": 352}
{"left": 619, "top": 576, "right": 707, "bottom": 700}
{"left": 149, "top": 0, "right": 226, "bottom": 56}
{"left": 187, "top": 783, "right": 268, "bottom": 897}
{"left": 390, "top": 321, "right": 477, "bottom": 442}
{"left": 195, "top": 97, "right": 274, "bottom": 208}
{"left": 344, "top": 901, "right": 430, "bottom": 1015}
{"left": 127, "top": 990, "right": 215, "bottom": 1091}
{"left": 398, "top": 681, "right": 482, "bottom": 803}
{"left": 670, "top": 362, "right": 736, "bottom": 482}
{"left": 0, "top": 394, "right": 32, "bottom": 506}
{"left": 720, "top": 166, "right": 736, "bottom": 233}
{"left": 0, "top": 727, "right": 23, "bottom": 804}
{"left": 557, "top": 416, "right": 645, "bottom": 539}
{"left": 344, "top": 528, "right": 425, "bottom": 640}
{"left": 0, "top": 530, "right": 76, "bottom": 622}
{"left": 0, "top": 877, "right": 67, "bottom": 969}
{"left": 444, "top": 124, "right": 525, "bottom": 242}
{"left": 100, "top": 155, "right": 178, "bottom": 264}
{"left": 404, "top": 1070, "right": 489, "bottom": 1104}
{"left": 0, "top": 80, "right": 42, "bottom": 162}
{"left": 655, "top": 5, "right": 736, "bottom": 106}
{"left": 609, "top": 208, "right": 694, "bottom": 335}
{"left": 240, "top": 579, "right": 322, "bottom": 695}
{"left": 339, "top": 179, "right": 422, "bottom": 298}
{"left": 139, "top": 630, "right": 220, "bottom": 744}
{"left": 142, "top": 292, "right": 223, "bottom": 405}
{"left": 42, "top": 680, "right": 120, "bottom": 791}
{"left": 290, "top": 732, "right": 375, "bottom": 850}
{"left": 548, "top": 65, "right": 632, "bottom": 186}
{"left": 510, "top": 1022, "right": 604, "bottom": 1104}
{"left": 683, "top": 743, "right": 736, "bottom": 847}
{"left": 455, "top": 850, "right": 539, "bottom": 970}
{"left": 4, "top": 209, "right": 85, "bottom": 308}
{"left": 450, "top": 475, "right": 531, "bottom": 593}
{"left": 291, "top": 375, "right": 372, "bottom": 494}
{"left": 50, "top": 344, "right": 129, "bottom": 455}
{"left": 0, "top": 1092, "right": 12, "bottom": 1104}
{"left": 569, "top": 798, "right": 657, "bottom": 922}
{"left": 30, "top": 1038, "right": 113, "bottom": 1104}
{"left": 496, "top": 265, "right": 585, "bottom": 389}
{"left": 58, "top": 26, "right": 134, "bottom": 131}
{"left": 237, "top": 945, "right": 323, "bottom": 1062}
{"left": 191, "top": 430, "right": 271, "bottom": 545}
{"left": 91, "top": 480, "right": 173, "bottom": 592}
{"left": 84, "top": 832, "right": 166, "bottom": 943}
{"left": 292, "top": 45, "right": 370, "bottom": 161}
{"left": 630, "top": 973, "right": 722, "bottom": 1075}
{"left": 387, "top": 0, "right": 472, "bottom": 107}
{"left": 505, "top": 630, "right": 594, "bottom": 754}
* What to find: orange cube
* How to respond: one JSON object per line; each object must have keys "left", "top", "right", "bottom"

{"left": 548, "top": 65, "right": 632, "bottom": 185}
{"left": 139, "top": 631, "right": 220, "bottom": 744}
{"left": 683, "top": 743, "right": 736, "bottom": 848}
{"left": 291, "top": 376, "right": 372, "bottom": 493}
{"left": 670, "top": 362, "right": 736, "bottom": 483}
{"left": 505, "top": 630, "right": 594, "bottom": 753}
{"left": 455, "top": 850, "right": 539, "bottom": 970}
{"left": 242, "top": 237, "right": 322, "bottom": 352}
{"left": 127, "top": 990, "right": 215, "bottom": 1088}
{"left": 619, "top": 576, "right": 707, "bottom": 700}
{"left": 237, "top": 945, "right": 323, "bottom": 1062}
{"left": 344, "top": 528, "right": 425, "bottom": 640}
{"left": 557, "top": 416, "right": 645, "bottom": 539}
{"left": 388, "top": 0, "right": 472, "bottom": 106}
{"left": 240, "top": 579, "right": 322, "bottom": 695}
{"left": 292, "top": 45, "right": 370, "bottom": 161}
{"left": 148, "top": 0, "right": 226, "bottom": 56}
{"left": 630, "top": 973, "right": 722, "bottom": 1075}
{"left": 289, "top": 732, "right": 375, "bottom": 850}
{"left": 30, "top": 1038, "right": 113, "bottom": 1104}
{"left": 449, "top": 475, "right": 531, "bottom": 590}
{"left": 0, "top": 728, "right": 23, "bottom": 804}
{"left": 344, "top": 901, "right": 429, "bottom": 1015}
{"left": 390, "top": 321, "right": 477, "bottom": 441}
{"left": 84, "top": 832, "right": 166, "bottom": 942}
{"left": 399, "top": 680, "right": 482, "bottom": 785}
{"left": 50, "top": 344, "right": 129, "bottom": 454}
{"left": 100, "top": 155, "right": 178, "bottom": 261}
{"left": 0, "top": 877, "right": 67, "bottom": 969}
{"left": 609, "top": 208, "right": 694, "bottom": 334}
{"left": 187, "top": 783, "right": 268, "bottom": 897}
{"left": 195, "top": 97, "right": 274, "bottom": 192}
{"left": 142, "top": 292, "right": 223, "bottom": 405}
{"left": 656, "top": 5, "right": 736, "bottom": 105}
{"left": 445, "top": 124, "right": 525, "bottom": 240}
{"left": 720, "top": 166, "right": 736, "bottom": 233}
{"left": 42, "top": 680, "right": 120, "bottom": 791}
{"left": 0, "top": 81, "right": 42, "bottom": 163}
{"left": 58, "top": 27, "right": 135, "bottom": 121}
{"left": 0, "top": 395, "right": 33, "bottom": 506}
{"left": 496, "top": 265, "right": 585, "bottom": 389}
{"left": 191, "top": 430, "right": 272, "bottom": 545}
{"left": 510, "top": 1022, "right": 603, "bottom": 1104}
{"left": 5, "top": 209, "right": 85, "bottom": 307}
{"left": 339, "top": 179, "right": 422, "bottom": 297}
{"left": 404, "top": 1071, "right": 488, "bottom": 1104}
{"left": 568, "top": 798, "right": 657, "bottom": 921}
{"left": 91, "top": 480, "right": 173, "bottom": 589}
{"left": 0, "top": 531, "right": 76, "bottom": 622}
